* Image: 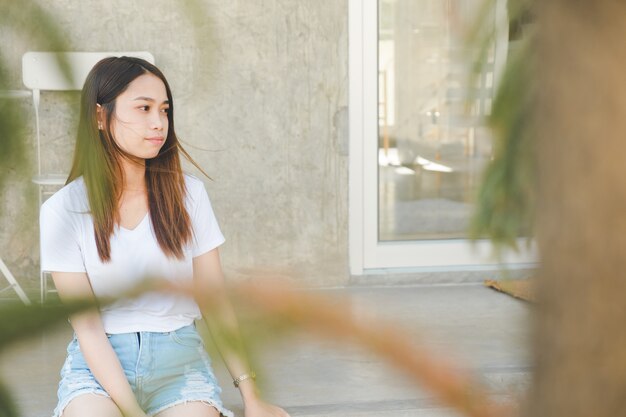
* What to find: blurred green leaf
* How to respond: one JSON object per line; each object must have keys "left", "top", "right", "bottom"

{"left": 0, "top": 0, "right": 70, "bottom": 209}
{"left": 468, "top": 0, "right": 537, "bottom": 256}
{"left": 0, "top": 299, "right": 93, "bottom": 352}
{"left": 0, "top": 75, "right": 27, "bottom": 191}
{"left": 0, "top": 381, "right": 18, "bottom": 417}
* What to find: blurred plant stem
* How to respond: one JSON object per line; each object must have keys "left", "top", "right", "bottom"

{"left": 185, "top": 280, "right": 512, "bottom": 417}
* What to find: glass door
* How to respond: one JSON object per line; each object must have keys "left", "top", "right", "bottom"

{"left": 349, "top": 0, "right": 535, "bottom": 272}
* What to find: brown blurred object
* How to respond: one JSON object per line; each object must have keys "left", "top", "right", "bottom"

{"left": 529, "top": 1, "right": 626, "bottom": 417}
{"left": 159, "top": 278, "right": 514, "bottom": 417}
{"left": 232, "top": 280, "right": 514, "bottom": 417}
{"left": 484, "top": 279, "right": 534, "bottom": 302}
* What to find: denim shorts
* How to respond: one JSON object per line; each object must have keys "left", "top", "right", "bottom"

{"left": 52, "top": 324, "right": 234, "bottom": 417}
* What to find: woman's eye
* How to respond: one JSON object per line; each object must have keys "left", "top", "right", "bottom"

{"left": 139, "top": 105, "right": 150, "bottom": 111}
{"left": 161, "top": 108, "right": 170, "bottom": 114}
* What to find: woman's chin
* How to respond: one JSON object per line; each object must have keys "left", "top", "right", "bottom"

{"left": 142, "top": 148, "right": 164, "bottom": 160}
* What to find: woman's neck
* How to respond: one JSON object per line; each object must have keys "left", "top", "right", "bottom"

{"left": 120, "top": 157, "right": 147, "bottom": 192}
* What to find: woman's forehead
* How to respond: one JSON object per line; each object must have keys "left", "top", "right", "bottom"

{"left": 120, "top": 73, "right": 168, "bottom": 102}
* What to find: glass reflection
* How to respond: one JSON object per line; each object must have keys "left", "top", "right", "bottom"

{"left": 378, "top": 0, "right": 499, "bottom": 241}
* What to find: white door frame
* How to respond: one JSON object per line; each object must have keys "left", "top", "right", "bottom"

{"left": 348, "top": 0, "right": 536, "bottom": 275}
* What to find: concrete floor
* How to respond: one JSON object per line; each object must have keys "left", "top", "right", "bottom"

{"left": 0, "top": 283, "right": 531, "bottom": 417}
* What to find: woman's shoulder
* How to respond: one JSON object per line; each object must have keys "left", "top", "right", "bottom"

{"left": 41, "top": 177, "right": 89, "bottom": 216}
{"left": 183, "top": 173, "right": 207, "bottom": 196}
{"left": 182, "top": 173, "right": 218, "bottom": 214}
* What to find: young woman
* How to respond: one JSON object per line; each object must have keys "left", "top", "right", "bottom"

{"left": 40, "top": 56, "right": 290, "bottom": 417}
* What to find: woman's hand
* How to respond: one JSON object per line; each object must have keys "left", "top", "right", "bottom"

{"left": 244, "top": 398, "right": 290, "bottom": 417}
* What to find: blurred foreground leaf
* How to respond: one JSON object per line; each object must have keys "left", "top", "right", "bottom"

{"left": 0, "top": 299, "right": 92, "bottom": 352}
{"left": 0, "top": 380, "right": 17, "bottom": 417}
{"left": 190, "top": 280, "right": 513, "bottom": 417}
{"left": 0, "top": 0, "right": 70, "bottom": 209}
{"left": 468, "top": 0, "right": 537, "bottom": 255}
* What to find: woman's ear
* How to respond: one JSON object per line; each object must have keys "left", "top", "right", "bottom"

{"left": 96, "top": 103, "right": 104, "bottom": 130}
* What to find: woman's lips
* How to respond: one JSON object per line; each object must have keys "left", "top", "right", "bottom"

{"left": 145, "top": 136, "right": 165, "bottom": 145}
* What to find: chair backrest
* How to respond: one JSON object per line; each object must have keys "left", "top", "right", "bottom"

{"left": 22, "top": 51, "right": 155, "bottom": 91}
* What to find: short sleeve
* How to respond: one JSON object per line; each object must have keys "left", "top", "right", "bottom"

{"left": 189, "top": 180, "right": 225, "bottom": 257}
{"left": 40, "top": 201, "right": 86, "bottom": 273}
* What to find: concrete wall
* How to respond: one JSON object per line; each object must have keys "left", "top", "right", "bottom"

{"left": 0, "top": 0, "right": 349, "bottom": 294}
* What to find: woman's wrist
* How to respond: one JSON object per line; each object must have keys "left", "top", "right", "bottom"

{"left": 238, "top": 378, "right": 261, "bottom": 403}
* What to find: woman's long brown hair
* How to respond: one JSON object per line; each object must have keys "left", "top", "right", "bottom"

{"left": 67, "top": 56, "right": 205, "bottom": 262}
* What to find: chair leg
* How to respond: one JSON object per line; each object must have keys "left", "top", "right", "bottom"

{"left": 41, "top": 270, "right": 45, "bottom": 303}
{"left": 0, "top": 258, "right": 31, "bottom": 305}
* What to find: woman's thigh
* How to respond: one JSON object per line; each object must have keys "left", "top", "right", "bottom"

{"left": 154, "top": 401, "right": 221, "bottom": 417}
{"left": 62, "top": 393, "right": 123, "bottom": 417}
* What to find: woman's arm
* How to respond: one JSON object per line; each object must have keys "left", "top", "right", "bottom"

{"left": 52, "top": 272, "right": 147, "bottom": 417}
{"left": 192, "top": 249, "right": 290, "bottom": 417}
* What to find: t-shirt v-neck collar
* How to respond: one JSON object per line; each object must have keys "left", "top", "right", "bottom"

{"left": 118, "top": 212, "right": 150, "bottom": 233}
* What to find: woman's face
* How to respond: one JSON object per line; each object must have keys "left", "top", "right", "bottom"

{"left": 105, "top": 73, "right": 170, "bottom": 159}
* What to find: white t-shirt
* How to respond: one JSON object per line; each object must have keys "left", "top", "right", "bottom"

{"left": 40, "top": 174, "right": 225, "bottom": 334}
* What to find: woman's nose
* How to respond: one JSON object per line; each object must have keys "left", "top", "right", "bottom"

{"left": 150, "top": 111, "right": 164, "bottom": 130}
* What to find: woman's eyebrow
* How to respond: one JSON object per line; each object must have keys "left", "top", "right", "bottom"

{"left": 132, "top": 96, "right": 169, "bottom": 104}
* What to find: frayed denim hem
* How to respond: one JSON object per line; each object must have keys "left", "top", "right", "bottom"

{"left": 52, "top": 389, "right": 110, "bottom": 417}
{"left": 147, "top": 398, "right": 235, "bottom": 417}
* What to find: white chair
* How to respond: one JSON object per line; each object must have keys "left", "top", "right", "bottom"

{"left": 22, "top": 51, "right": 155, "bottom": 302}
